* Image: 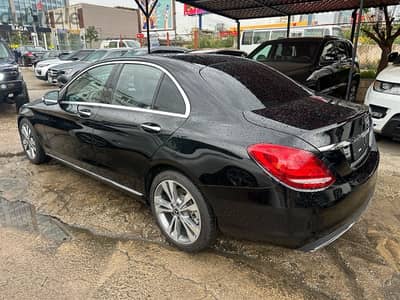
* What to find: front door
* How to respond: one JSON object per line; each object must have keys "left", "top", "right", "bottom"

{"left": 89, "top": 62, "right": 188, "bottom": 194}
{"left": 44, "top": 63, "right": 116, "bottom": 169}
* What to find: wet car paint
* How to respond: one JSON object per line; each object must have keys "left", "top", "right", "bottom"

{"left": 17, "top": 55, "right": 378, "bottom": 250}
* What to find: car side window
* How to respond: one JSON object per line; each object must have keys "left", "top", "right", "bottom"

{"left": 320, "top": 42, "right": 338, "bottom": 63}
{"left": 242, "top": 31, "right": 253, "bottom": 45}
{"left": 335, "top": 41, "right": 351, "bottom": 60}
{"left": 153, "top": 75, "right": 186, "bottom": 115}
{"left": 253, "top": 44, "right": 272, "bottom": 61}
{"left": 64, "top": 64, "right": 114, "bottom": 103}
{"left": 112, "top": 64, "right": 162, "bottom": 109}
{"left": 109, "top": 41, "right": 118, "bottom": 48}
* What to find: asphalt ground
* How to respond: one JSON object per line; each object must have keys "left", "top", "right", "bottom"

{"left": 0, "top": 68, "right": 399, "bottom": 299}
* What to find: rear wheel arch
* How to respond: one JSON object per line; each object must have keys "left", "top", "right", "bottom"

{"left": 145, "top": 163, "right": 201, "bottom": 203}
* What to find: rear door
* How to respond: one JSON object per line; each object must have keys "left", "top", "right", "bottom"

{"left": 90, "top": 62, "right": 189, "bottom": 193}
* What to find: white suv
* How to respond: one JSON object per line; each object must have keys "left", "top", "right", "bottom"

{"left": 34, "top": 49, "right": 94, "bottom": 81}
{"left": 365, "top": 52, "right": 400, "bottom": 140}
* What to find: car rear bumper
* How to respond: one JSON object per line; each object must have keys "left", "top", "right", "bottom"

{"left": 201, "top": 150, "right": 379, "bottom": 250}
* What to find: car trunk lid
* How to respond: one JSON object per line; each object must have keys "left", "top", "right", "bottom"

{"left": 244, "top": 97, "right": 372, "bottom": 175}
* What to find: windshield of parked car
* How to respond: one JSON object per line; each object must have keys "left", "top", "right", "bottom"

{"left": 62, "top": 50, "right": 92, "bottom": 61}
{"left": 125, "top": 40, "right": 140, "bottom": 48}
{"left": 124, "top": 49, "right": 148, "bottom": 56}
{"left": 0, "top": 43, "right": 11, "bottom": 59}
{"left": 25, "top": 46, "right": 45, "bottom": 52}
{"left": 82, "top": 50, "right": 108, "bottom": 62}
{"left": 250, "top": 41, "right": 320, "bottom": 63}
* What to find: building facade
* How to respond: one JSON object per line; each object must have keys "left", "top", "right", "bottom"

{"left": 1, "top": 0, "right": 68, "bottom": 25}
{"left": 48, "top": 3, "right": 140, "bottom": 50}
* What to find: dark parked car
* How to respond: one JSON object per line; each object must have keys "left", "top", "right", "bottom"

{"left": 18, "top": 55, "right": 378, "bottom": 252}
{"left": 191, "top": 48, "right": 247, "bottom": 57}
{"left": 124, "top": 46, "right": 190, "bottom": 57}
{"left": 16, "top": 46, "right": 47, "bottom": 66}
{"left": 32, "top": 50, "right": 71, "bottom": 69}
{"left": 49, "top": 48, "right": 131, "bottom": 85}
{"left": 0, "top": 41, "right": 29, "bottom": 111}
{"left": 248, "top": 37, "right": 360, "bottom": 101}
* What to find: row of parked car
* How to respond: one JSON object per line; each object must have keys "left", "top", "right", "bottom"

{"left": 5, "top": 37, "right": 400, "bottom": 140}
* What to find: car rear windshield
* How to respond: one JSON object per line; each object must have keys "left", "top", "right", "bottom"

{"left": 199, "top": 59, "right": 310, "bottom": 111}
{"left": 82, "top": 50, "right": 107, "bottom": 62}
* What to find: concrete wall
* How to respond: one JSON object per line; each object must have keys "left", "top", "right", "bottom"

{"left": 80, "top": 3, "right": 140, "bottom": 41}
{"left": 358, "top": 44, "right": 400, "bottom": 68}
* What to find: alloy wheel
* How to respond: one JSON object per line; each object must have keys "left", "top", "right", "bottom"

{"left": 154, "top": 180, "right": 201, "bottom": 245}
{"left": 20, "top": 123, "right": 37, "bottom": 160}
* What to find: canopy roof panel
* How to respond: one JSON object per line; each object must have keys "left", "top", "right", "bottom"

{"left": 178, "top": 0, "right": 400, "bottom": 19}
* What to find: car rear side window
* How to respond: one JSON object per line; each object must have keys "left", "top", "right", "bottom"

{"left": 112, "top": 64, "right": 162, "bottom": 109}
{"left": 153, "top": 75, "right": 185, "bottom": 115}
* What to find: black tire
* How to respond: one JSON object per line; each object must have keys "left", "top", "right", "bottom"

{"left": 15, "top": 83, "right": 30, "bottom": 112}
{"left": 150, "top": 170, "right": 217, "bottom": 252}
{"left": 18, "top": 118, "right": 48, "bottom": 164}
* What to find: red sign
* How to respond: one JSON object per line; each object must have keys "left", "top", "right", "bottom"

{"left": 36, "top": 1, "right": 43, "bottom": 10}
{"left": 136, "top": 33, "right": 145, "bottom": 39}
{"left": 184, "top": 4, "right": 206, "bottom": 16}
{"left": 219, "top": 31, "right": 237, "bottom": 38}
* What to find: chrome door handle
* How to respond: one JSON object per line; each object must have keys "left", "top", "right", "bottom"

{"left": 141, "top": 123, "right": 161, "bottom": 133}
{"left": 77, "top": 107, "right": 92, "bottom": 118}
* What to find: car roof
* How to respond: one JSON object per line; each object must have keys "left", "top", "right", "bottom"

{"left": 259, "top": 36, "right": 340, "bottom": 45}
{"left": 101, "top": 54, "right": 247, "bottom": 70}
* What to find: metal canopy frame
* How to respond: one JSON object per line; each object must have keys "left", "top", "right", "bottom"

{"left": 134, "top": 0, "right": 159, "bottom": 54}
{"left": 136, "top": 0, "right": 399, "bottom": 101}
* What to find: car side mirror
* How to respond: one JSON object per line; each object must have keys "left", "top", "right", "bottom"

{"left": 42, "top": 90, "right": 59, "bottom": 105}
{"left": 388, "top": 52, "right": 399, "bottom": 63}
{"left": 58, "top": 75, "right": 69, "bottom": 86}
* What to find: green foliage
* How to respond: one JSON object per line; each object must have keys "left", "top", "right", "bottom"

{"left": 85, "top": 26, "right": 99, "bottom": 48}
{"left": 360, "top": 69, "right": 377, "bottom": 79}
{"left": 196, "top": 36, "right": 234, "bottom": 49}
{"left": 9, "top": 31, "right": 29, "bottom": 48}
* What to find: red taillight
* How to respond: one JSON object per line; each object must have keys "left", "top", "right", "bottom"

{"left": 248, "top": 144, "right": 335, "bottom": 191}
{"left": 27, "top": 52, "right": 33, "bottom": 56}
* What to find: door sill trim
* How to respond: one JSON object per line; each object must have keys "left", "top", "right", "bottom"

{"left": 47, "top": 153, "right": 144, "bottom": 197}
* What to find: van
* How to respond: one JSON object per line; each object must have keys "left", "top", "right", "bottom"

{"left": 100, "top": 39, "right": 140, "bottom": 49}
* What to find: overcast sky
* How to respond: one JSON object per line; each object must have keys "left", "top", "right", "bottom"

{"left": 70, "top": 0, "right": 136, "bottom": 8}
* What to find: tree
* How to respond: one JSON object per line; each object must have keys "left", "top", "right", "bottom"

{"left": 85, "top": 26, "right": 99, "bottom": 48}
{"left": 362, "top": 6, "right": 400, "bottom": 74}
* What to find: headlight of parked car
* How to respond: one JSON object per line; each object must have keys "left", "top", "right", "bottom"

{"left": 373, "top": 80, "right": 400, "bottom": 95}
{"left": 38, "top": 63, "right": 50, "bottom": 68}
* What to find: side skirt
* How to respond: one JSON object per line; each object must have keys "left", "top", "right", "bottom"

{"left": 47, "top": 153, "right": 146, "bottom": 201}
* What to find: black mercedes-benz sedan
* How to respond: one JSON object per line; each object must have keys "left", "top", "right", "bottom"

{"left": 17, "top": 55, "right": 379, "bottom": 252}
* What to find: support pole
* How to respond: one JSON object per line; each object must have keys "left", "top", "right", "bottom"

{"left": 346, "top": 0, "right": 364, "bottom": 101}
{"left": 236, "top": 19, "right": 240, "bottom": 50}
{"left": 350, "top": 9, "right": 357, "bottom": 43}
{"left": 145, "top": 0, "right": 151, "bottom": 54}
{"left": 287, "top": 15, "right": 291, "bottom": 38}
{"left": 199, "top": 14, "right": 203, "bottom": 30}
